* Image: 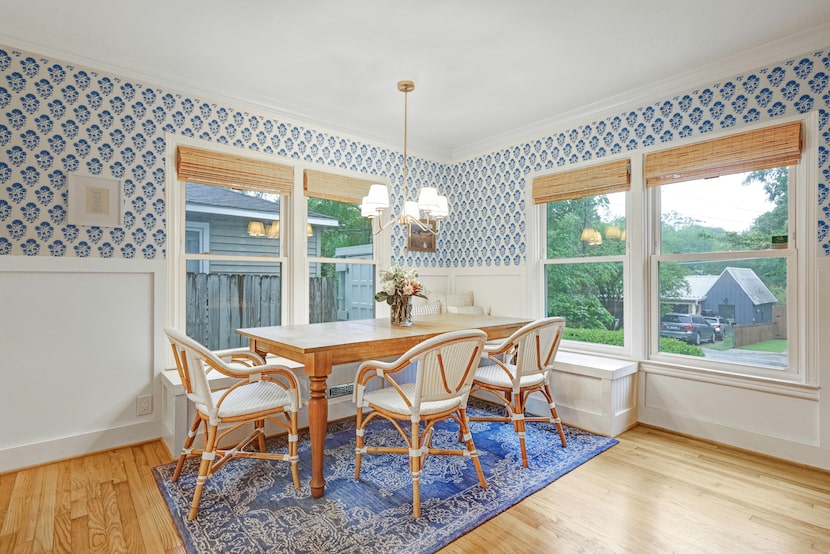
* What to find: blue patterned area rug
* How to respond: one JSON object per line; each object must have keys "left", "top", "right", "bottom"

{"left": 153, "top": 400, "right": 618, "bottom": 553}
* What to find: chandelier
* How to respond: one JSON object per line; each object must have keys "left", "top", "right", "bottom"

{"left": 360, "top": 80, "right": 449, "bottom": 235}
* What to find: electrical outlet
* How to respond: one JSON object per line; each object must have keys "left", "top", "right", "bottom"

{"left": 136, "top": 395, "right": 153, "bottom": 416}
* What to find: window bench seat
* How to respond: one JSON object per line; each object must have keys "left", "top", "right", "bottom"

{"left": 160, "top": 349, "right": 638, "bottom": 454}
{"left": 539, "top": 352, "right": 638, "bottom": 437}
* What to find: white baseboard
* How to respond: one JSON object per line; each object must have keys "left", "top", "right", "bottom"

{"left": 0, "top": 420, "right": 161, "bottom": 473}
{"left": 638, "top": 405, "right": 830, "bottom": 471}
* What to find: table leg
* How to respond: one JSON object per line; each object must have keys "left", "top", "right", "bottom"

{"left": 305, "top": 354, "right": 331, "bottom": 498}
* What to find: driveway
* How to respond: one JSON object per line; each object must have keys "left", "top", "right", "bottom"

{"left": 701, "top": 346, "right": 787, "bottom": 368}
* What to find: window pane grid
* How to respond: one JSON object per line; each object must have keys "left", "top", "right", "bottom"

{"left": 544, "top": 189, "right": 627, "bottom": 348}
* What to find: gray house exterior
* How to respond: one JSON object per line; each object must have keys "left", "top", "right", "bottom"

{"left": 185, "top": 183, "right": 338, "bottom": 275}
{"left": 701, "top": 267, "right": 778, "bottom": 326}
{"left": 665, "top": 267, "right": 777, "bottom": 326}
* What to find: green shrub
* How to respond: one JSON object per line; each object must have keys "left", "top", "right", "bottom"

{"left": 563, "top": 328, "right": 704, "bottom": 357}
{"left": 659, "top": 337, "right": 705, "bottom": 356}
{"left": 564, "top": 327, "right": 624, "bottom": 346}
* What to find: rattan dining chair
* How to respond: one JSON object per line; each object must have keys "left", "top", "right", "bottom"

{"left": 353, "top": 329, "right": 488, "bottom": 518}
{"left": 469, "top": 317, "right": 567, "bottom": 467}
{"left": 164, "top": 327, "right": 302, "bottom": 520}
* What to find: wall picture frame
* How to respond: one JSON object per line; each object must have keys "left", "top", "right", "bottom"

{"left": 67, "top": 174, "right": 122, "bottom": 227}
{"left": 407, "top": 219, "right": 436, "bottom": 252}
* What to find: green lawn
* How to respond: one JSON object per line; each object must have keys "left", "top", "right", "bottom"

{"left": 706, "top": 337, "right": 733, "bottom": 351}
{"left": 738, "top": 339, "right": 787, "bottom": 353}
{"left": 706, "top": 333, "right": 787, "bottom": 353}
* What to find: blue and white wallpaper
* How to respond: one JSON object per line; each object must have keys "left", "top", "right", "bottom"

{"left": 1, "top": 44, "right": 829, "bottom": 267}
{"left": 0, "top": 45, "right": 450, "bottom": 264}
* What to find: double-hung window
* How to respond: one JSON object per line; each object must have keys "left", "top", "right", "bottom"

{"left": 303, "top": 169, "right": 379, "bottom": 323}
{"left": 533, "top": 158, "right": 630, "bottom": 351}
{"left": 647, "top": 121, "right": 803, "bottom": 378}
{"left": 169, "top": 143, "right": 388, "bottom": 350}
{"left": 174, "top": 146, "right": 294, "bottom": 350}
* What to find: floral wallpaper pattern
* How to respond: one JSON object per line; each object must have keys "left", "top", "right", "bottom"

{"left": 1, "top": 44, "right": 829, "bottom": 268}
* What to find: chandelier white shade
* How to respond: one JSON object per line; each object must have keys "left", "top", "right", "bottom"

{"left": 360, "top": 80, "right": 449, "bottom": 235}
{"left": 360, "top": 184, "right": 390, "bottom": 218}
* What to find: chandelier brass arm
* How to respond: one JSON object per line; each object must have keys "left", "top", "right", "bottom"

{"left": 360, "top": 80, "right": 448, "bottom": 237}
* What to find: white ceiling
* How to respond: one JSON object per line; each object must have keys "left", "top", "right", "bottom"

{"left": 3, "top": 1, "right": 830, "bottom": 161}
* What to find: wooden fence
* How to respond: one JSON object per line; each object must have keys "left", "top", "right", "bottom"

{"left": 186, "top": 273, "right": 337, "bottom": 349}
{"left": 309, "top": 275, "right": 338, "bottom": 323}
{"left": 732, "top": 305, "right": 787, "bottom": 348}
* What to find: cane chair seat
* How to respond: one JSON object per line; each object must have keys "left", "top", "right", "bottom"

{"left": 470, "top": 317, "right": 567, "bottom": 468}
{"left": 196, "top": 380, "right": 295, "bottom": 419}
{"left": 472, "top": 365, "right": 547, "bottom": 389}
{"left": 362, "top": 383, "right": 466, "bottom": 416}
{"left": 353, "top": 329, "right": 488, "bottom": 518}
{"left": 164, "top": 327, "right": 303, "bottom": 521}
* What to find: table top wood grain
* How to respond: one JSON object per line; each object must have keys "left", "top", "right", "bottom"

{"left": 238, "top": 313, "right": 531, "bottom": 371}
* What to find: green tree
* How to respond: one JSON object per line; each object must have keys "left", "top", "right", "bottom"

{"left": 307, "top": 198, "right": 372, "bottom": 258}
{"left": 744, "top": 167, "right": 789, "bottom": 237}
{"left": 545, "top": 197, "right": 625, "bottom": 330}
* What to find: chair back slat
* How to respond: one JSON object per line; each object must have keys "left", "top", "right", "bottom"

{"left": 414, "top": 330, "right": 487, "bottom": 404}
{"left": 510, "top": 317, "right": 566, "bottom": 381}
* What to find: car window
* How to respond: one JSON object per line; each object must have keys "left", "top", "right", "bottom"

{"left": 663, "top": 314, "right": 683, "bottom": 323}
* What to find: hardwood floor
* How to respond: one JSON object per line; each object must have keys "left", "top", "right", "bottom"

{"left": 1, "top": 425, "right": 828, "bottom": 553}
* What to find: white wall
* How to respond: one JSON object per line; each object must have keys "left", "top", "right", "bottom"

{"left": 1, "top": 256, "right": 828, "bottom": 473}
{"left": 417, "top": 265, "right": 529, "bottom": 317}
{"left": 0, "top": 257, "right": 166, "bottom": 471}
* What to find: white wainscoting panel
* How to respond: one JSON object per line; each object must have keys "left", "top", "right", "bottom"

{"left": 0, "top": 257, "right": 166, "bottom": 472}
{"left": 638, "top": 369, "right": 827, "bottom": 470}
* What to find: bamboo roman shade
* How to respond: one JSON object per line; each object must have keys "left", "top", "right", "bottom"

{"left": 303, "top": 169, "right": 378, "bottom": 205}
{"left": 532, "top": 159, "right": 630, "bottom": 204}
{"left": 176, "top": 146, "right": 294, "bottom": 194}
{"left": 645, "top": 121, "right": 802, "bottom": 187}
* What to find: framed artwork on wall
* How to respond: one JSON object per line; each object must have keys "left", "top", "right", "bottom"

{"left": 407, "top": 219, "right": 436, "bottom": 252}
{"left": 67, "top": 174, "right": 122, "bottom": 227}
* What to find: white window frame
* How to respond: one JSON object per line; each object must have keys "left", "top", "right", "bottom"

{"left": 644, "top": 115, "right": 818, "bottom": 387}
{"left": 165, "top": 135, "right": 391, "bottom": 332}
{"left": 528, "top": 116, "right": 818, "bottom": 389}
{"left": 527, "top": 156, "right": 634, "bottom": 359}
{"left": 302, "top": 166, "right": 392, "bottom": 322}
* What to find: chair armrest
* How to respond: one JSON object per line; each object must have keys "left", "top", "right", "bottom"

{"left": 212, "top": 348, "right": 267, "bottom": 366}
{"left": 353, "top": 358, "right": 415, "bottom": 406}
{"left": 355, "top": 357, "right": 412, "bottom": 383}
{"left": 206, "top": 358, "right": 301, "bottom": 389}
{"left": 484, "top": 339, "right": 512, "bottom": 356}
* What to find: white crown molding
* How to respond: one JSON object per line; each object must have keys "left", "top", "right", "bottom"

{"left": 451, "top": 21, "right": 830, "bottom": 163}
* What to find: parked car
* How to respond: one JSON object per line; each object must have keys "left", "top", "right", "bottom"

{"left": 704, "top": 316, "right": 728, "bottom": 341}
{"left": 660, "top": 313, "right": 715, "bottom": 345}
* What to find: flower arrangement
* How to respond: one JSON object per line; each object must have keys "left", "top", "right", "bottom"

{"left": 374, "top": 265, "right": 427, "bottom": 326}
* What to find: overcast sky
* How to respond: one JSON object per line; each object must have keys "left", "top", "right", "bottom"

{"left": 603, "top": 173, "right": 775, "bottom": 233}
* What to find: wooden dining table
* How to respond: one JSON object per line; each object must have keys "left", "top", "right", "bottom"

{"left": 237, "top": 312, "right": 531, "bottom": 498}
